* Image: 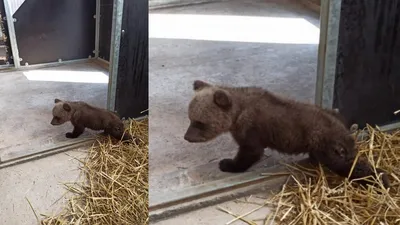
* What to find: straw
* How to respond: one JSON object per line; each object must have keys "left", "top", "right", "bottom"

{"left": 40, "top": 118, "right": 148, "bottom": 225}
{"left": 219, "top": 124, "right": 400, "bottom": 224}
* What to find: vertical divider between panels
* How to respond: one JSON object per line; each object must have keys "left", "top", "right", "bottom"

{"left": 315, "top": 0, "right": 342, "bottom": 109}
{"left": 315, "top": 0, "right": 329, "bottom": 106}
{"left": 321, "top": 0, "right": 342, "bottom": 109}
{"left": 107, "top": 0, "right": 124, "bottom": 112}
{"left": 94, "top": 0, "right": 101, "bottom": 58}
{"left": 3, "top": 0, "right": 20, "bottom": 68}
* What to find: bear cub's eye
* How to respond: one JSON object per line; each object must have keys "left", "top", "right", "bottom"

{"left": 192, "top": 121, "right": 207, "bottom": 130}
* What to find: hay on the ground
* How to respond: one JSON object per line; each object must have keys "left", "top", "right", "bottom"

{"left": 219, "top": 124, "right": 400, "bottom": 225}
{"left": 41, "top": 118, "right": 148, "bottom": 225}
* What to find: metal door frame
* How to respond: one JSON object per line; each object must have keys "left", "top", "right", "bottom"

{"left": 314, "top": 0, "right": 341, "bottom": 110}
{"left": 315, "top": 0, "right": 400, "bottom": 132}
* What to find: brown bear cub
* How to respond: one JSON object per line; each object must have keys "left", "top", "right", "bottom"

{"left": 51, "top": 99, "right": 133, "bottom": 142}
{"left": 184, "top": 80, "right": 390, "bottom": 188}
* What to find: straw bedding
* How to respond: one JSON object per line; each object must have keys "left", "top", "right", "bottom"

{"left": 41, "top": 118, "right": 148, "bottom": 225}
{"left": 220, "top": 125, "right": 400, "bottom": 225}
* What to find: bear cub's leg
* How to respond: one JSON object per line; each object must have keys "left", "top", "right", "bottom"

{"left": 219, "top": 145, "right": 264, "bottom": 173}
{"left": 105, "top": 123, "right": 133, "bottom": 141}
{"left": 349, "top": 161, "right": 390, "bottom": 188}
{"left": 66, "top": 125, "right": 85, "bottom": 138}
{"left": 311, "top": 146, "right": 390, "bottom": 188}
{"left": 308, "top": 152, "right": 319, "bottom": 166}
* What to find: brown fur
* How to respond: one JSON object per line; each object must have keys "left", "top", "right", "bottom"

{"left": 184, "top": 80, "right": 390, "bottom": 188}
{"left": 50, "top": 98, "right": 133, "bottom": 142}
{"left": 322, "top": 108, "right": 359, "bottom": 132}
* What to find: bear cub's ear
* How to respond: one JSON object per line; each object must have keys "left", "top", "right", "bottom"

{"left": 54, "top": 98, "right": 62, "bottom": 103}
{"left": 63, "top": 103, "right": 72, "bottom": 112}
{"left": 193, "top": 80, "right": 211, "bottom": 91}
{"left": 213, "top": 90, "right": 232, "bottom": 109}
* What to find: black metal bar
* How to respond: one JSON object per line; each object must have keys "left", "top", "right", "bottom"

{"left": 113, "top": 0, "right": 149, "bottom": 119}
{"left": 333, "top": 0, "right": 400, "bottom": 128}
{"left": 99, "top": 0, "right": 113, "bottom": 61}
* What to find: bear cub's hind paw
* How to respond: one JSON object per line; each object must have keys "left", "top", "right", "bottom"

{"left": 219, "top": 159, "right": 247, "bottom": 173}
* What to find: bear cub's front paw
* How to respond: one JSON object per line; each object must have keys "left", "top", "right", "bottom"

{"left": 65, "top": 132, "right": 76, "bottom": 138}
{"left": 219, "top": 159, "right": 236, "bottom": 172}
{"left": 219, "top": 158, "right": 248, "bottom": 173}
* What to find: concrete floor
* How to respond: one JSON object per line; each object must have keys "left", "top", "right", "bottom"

{"left": 149, "top": 0, "right": 320, "bottom": 197}
{"left": 152, "top": 192, "right": 274, "bottom": 225}
{"left": 0, "top": 149, "right": 86, "bottom": 225}
{"left": 0, "top": 62, "right": 108, "bottom": 162}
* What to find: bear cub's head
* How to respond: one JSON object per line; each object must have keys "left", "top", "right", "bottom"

{"left": 184, "top": 80, "right": 234, "bottom": 143}
{"left": 50, "top": 98, "right": 73, "bottom": 126}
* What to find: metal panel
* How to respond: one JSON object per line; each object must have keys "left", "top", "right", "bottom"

{"left": 333, "top": 0, "right": 400, "bottom": 129}
{"left": 13, "top": 0, "right": 96, "bottom": 65}
{"left": 108, "top": 0, "right": 148, "bottom": 118}
{"left": 115, "top": 0, "right": 148, "bottom": 118}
